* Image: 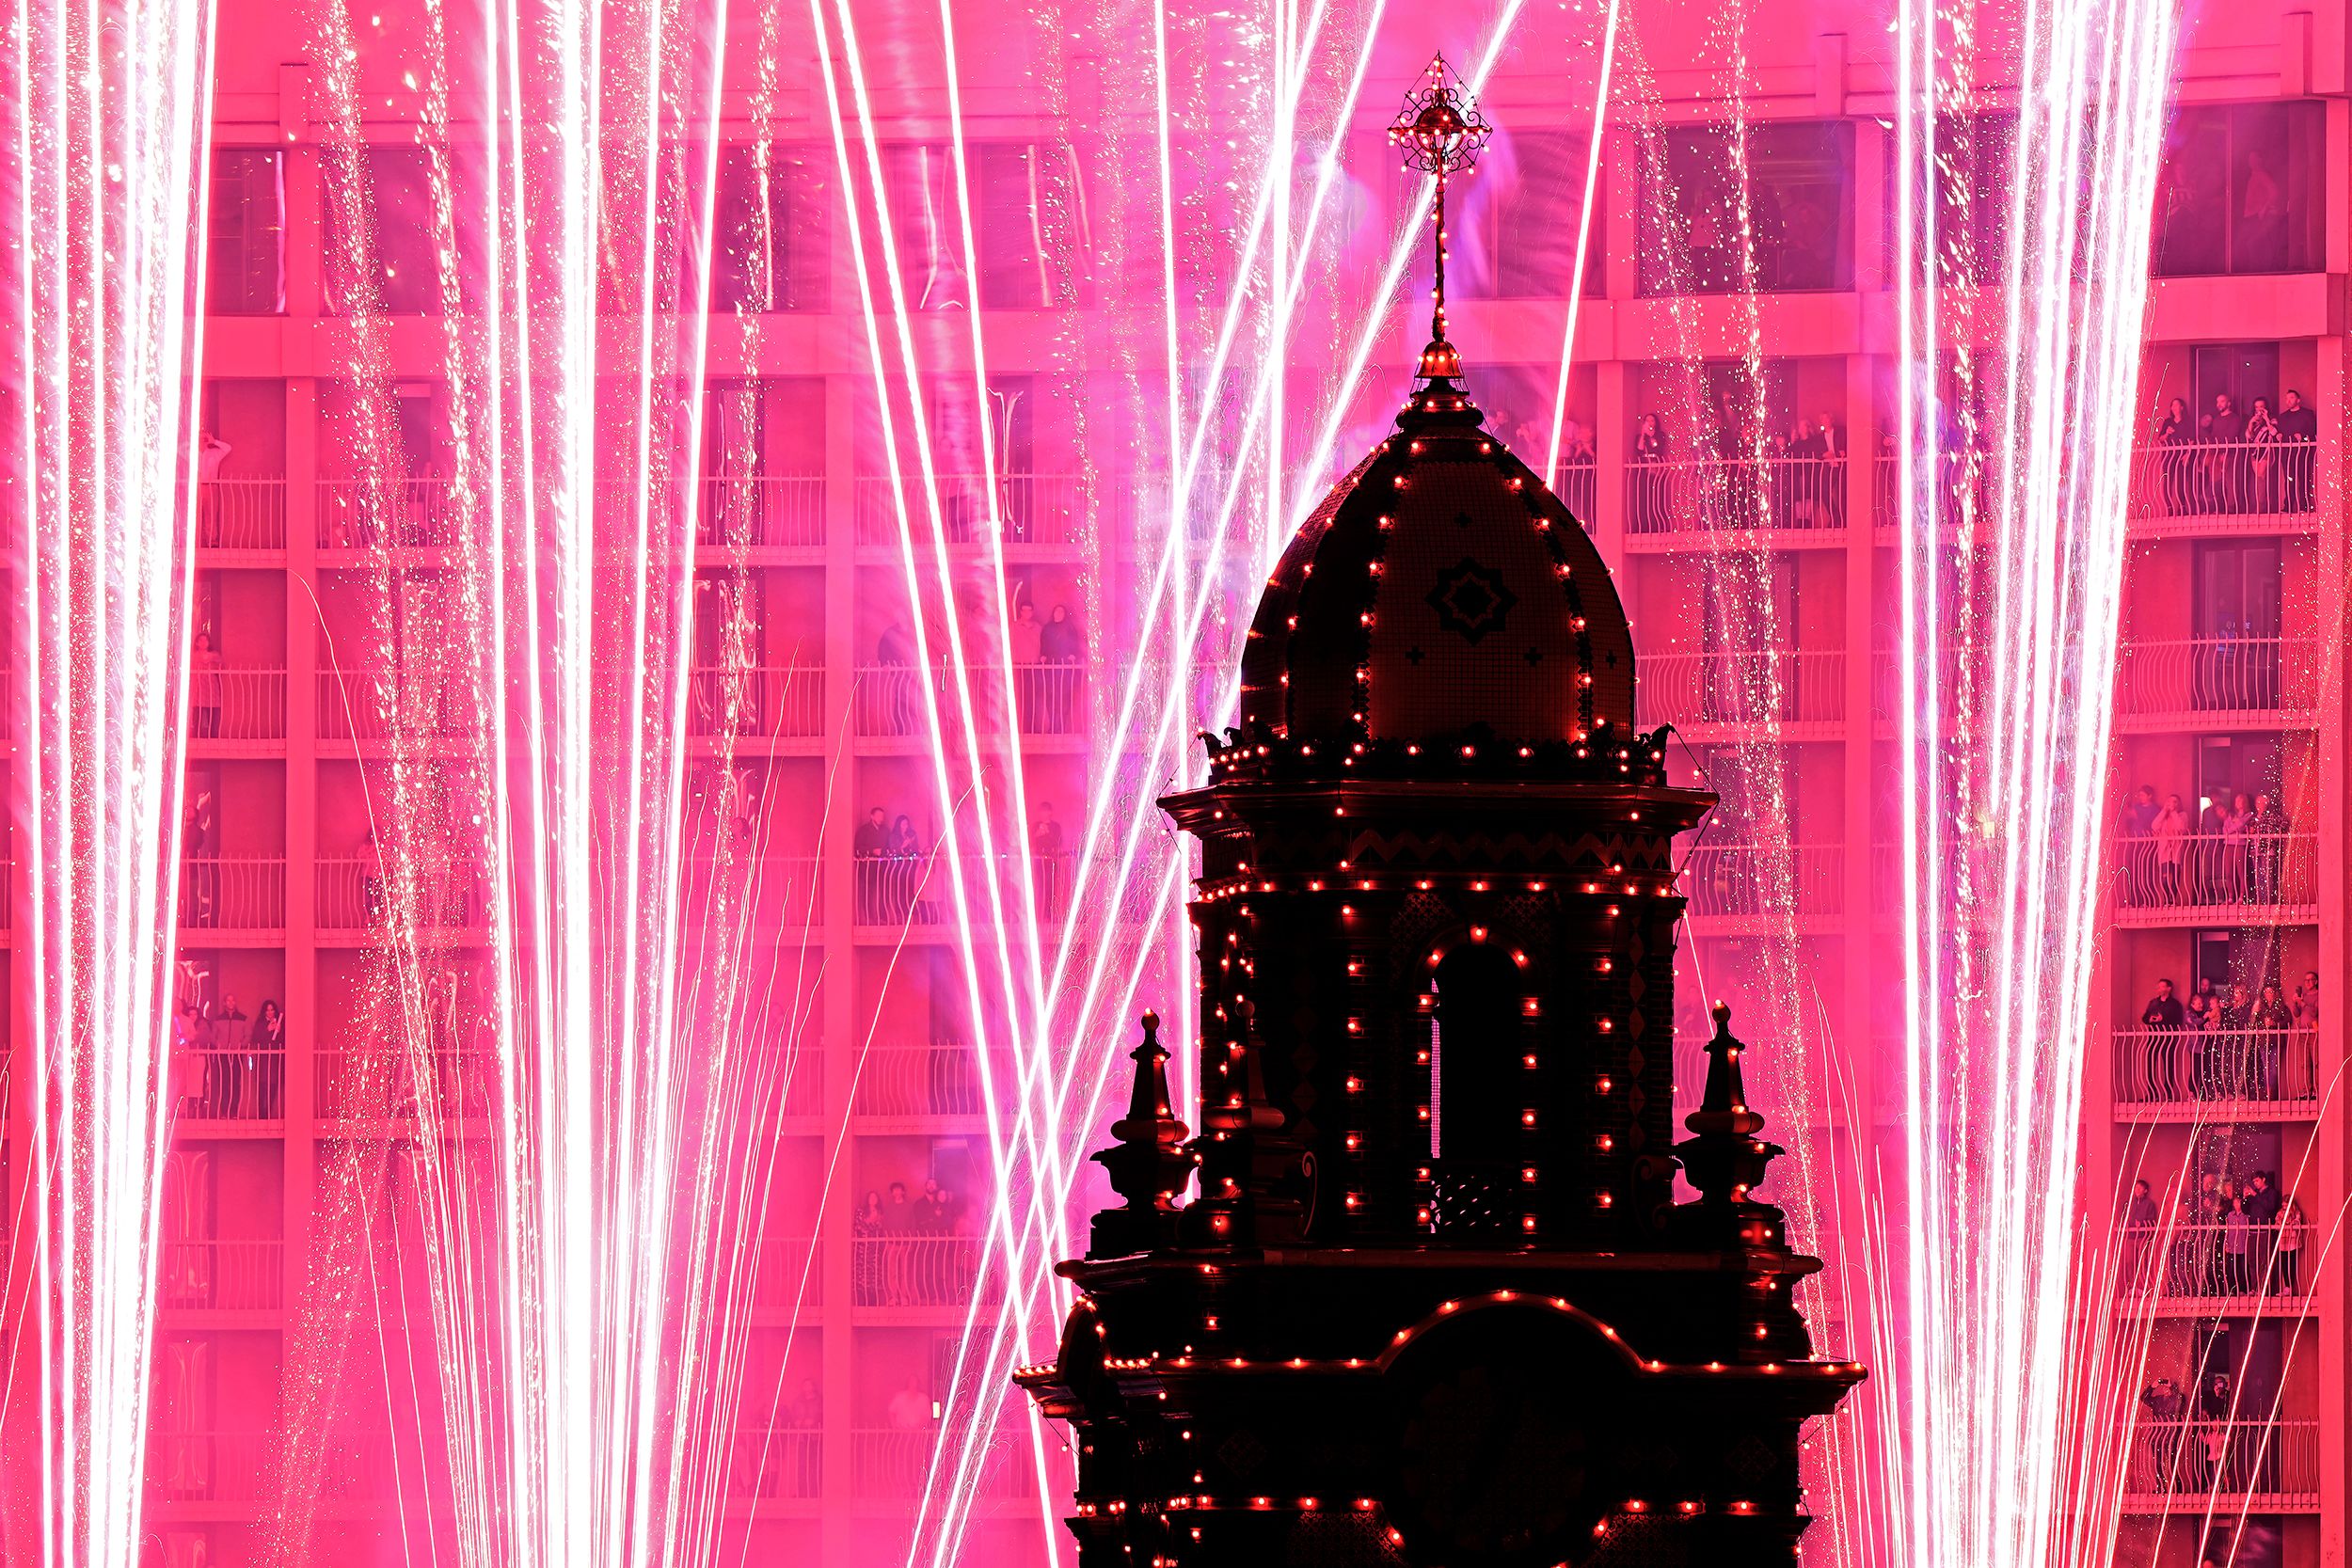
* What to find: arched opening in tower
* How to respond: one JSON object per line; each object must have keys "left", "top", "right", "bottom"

{"left": 1428, "top": 944, "right": 1525, "bottom": 1228}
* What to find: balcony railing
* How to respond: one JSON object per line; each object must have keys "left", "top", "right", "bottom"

{"left": 2116, "top": 637, "right": 2314, "bottom": 718}
{"left": 853, "top": 856, "right": 945, "bottom": 927}
{"left": 852, "top": 1427, "right": 1035, "bottom": 1498}
{"left": 1549, "top": 459, "right": 1598, "bottom": 524}
{"left": 851, "top": 1045, "right": 993, "bottom": 1117}
{"left": 2111, "top": 1028, "right": 2317, "bottom": 1111}
{"left": 853, "top": 472, "right": 1085, "bottom": 546}
{"left": 156, "top": 1238, "right": 283, "bottom": 1310}
{"left": 1680, "top": 844, "right": 1844, "bottom": 919}
{"left": 197, "top": 479, "right": 288, "bottom": 551}
{"left": 689, "top": 664, "right": 826, "bottom": 737}
{"left": 851, "top": 1237, "right": 996, "bottom": 1309}
{"left": 315, "top": 669, "right": 483, "bottom": 741}
{"left": 751, "top": 1236, "right": 821, "bottom": 1316}
{"left": 177, "top": 856, "right": 286, "bottom": 930}
{"left": 697, "top": 475, "right": 826, "bottom": 548}
{"left": 2111, "top": 832, "right": 2313, "bottom": 912}
{"left": 316, "top": 478, "right": 468, "bottom": 548}
{"left": 726, "top": 1428, "right": 822, "bottom": 1499}
{"left": 1636, "top": 650, "right": 1844, "bottom": 730}
{"left": 2118, "top": 1225, "right": 2310, "bottom": 1305}
{"left": 189, "top": 666, "right": 287, "bottom": 741}
{"left": 1869, "top": 451, "right": 1992, "bottom": 529}
{"left": 169, "top": 1046, "right": 287, "bottom": 1120}
{"left": 852, "top": 664, "right": 1083, "bottom": 737}
{"left": 2123, "top": 1419, "right": 2319, "bottom": 1504}
{"left": 315, "top": 856, "right": 490, "bottom": 931}
{"left": 147, "top": 1431, "right": 280, "bottom": 1502}
{"left": 680, "top": 854, "right": 821, "bottom": 926}
{"left": 1624, "top": 456, "right": 1848, "bottom": 535}
{"left": 314, "top": 1049, "right": 495, "bottom": 1121}
{"left": 2129, "top": 440, "right": 2320, "bottom": 522}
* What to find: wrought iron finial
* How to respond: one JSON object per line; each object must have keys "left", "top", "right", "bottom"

{"left": 1388, "top": 55, "right": 1492, "bottom": 375}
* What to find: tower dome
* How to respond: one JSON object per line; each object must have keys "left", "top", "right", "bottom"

{"left": 1238, "top": 362, "right": 1634, "bottom": 751}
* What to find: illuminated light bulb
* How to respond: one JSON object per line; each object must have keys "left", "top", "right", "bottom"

{"left": 1520, "top": 1110, "right": 1537, "bottom": 1127}
{"left": 1523, "top": 1053, "right": 1538, "bottom": 1068}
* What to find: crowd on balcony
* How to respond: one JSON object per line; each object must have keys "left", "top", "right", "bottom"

{"left": 2123, "top": 1167, "right": 2311, "bottom": 1299}
{"left": 2131, "top": 972, "right": 2318, "bottom": 1103}
{"left": 852, "top": 807, "right": 936, "bottom": 925}
{"left": 2134, "top": 1370, "right": 2288, "bottom": 1495}
{"left": 169, "top": 994, "right": 287, "bottom": 1118}
{"left": 2114, "top": 784, "right": 2297, "bottom": 907}
{"left": 1627, "top": 410, "right": 1850, "bottom": 532}
{"left": 851, "top": 1180, "right": 976, "bottom": 1307}
{"left": 2150, "top": 390, "right": 2319, "bottom": 515}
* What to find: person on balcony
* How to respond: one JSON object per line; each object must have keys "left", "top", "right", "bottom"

{"left": 191, "top": 630, "right": 224, "bottom": 738}
{"left": 2277, "top": 1194, "right": 2308, "bottom": 1295}
{"left": 2122, "top": 1178, "right": 2161, "bottom": 1291}
{"left": 2243, "top": 1171, "right": 2281, "bottom": 1281}
{"left": 250, "top": 999, "right": 286, "bottom": 1119}
{"left": 197, "top": 426, "right": 231, "bottom": 547}
{"left": 2118, "top": 784, "right": 2159, "bottom": 902}
{"left": 2248, "top": 792, "right": 2288, "bottom": 900}
{"left": 2139, "top": 1378, "right": 2186, "bottom": 1490}
{"left": 2141, "top": 978, "right": 2185, "bottom": 1031}
{"left": 2201, "top": 393, "right": 2247, "bottom": 513}
{"left": 2217, "top": 792, "right": 2254, "bottom": 901}
{"left": 2277, "top": 388, "right": 2318, "bottom": 511}
{"left": 2293, "top": 969, "right": 2320, "bottom": 1029}
{"left": 2221, "top": 1193, "right": 2255, "bottom": 1295}
{"left": 2155, "top": 397, "right": 2195, "bottom": 515}
{"left": 2153, "top": 793, "right": 2190, "bottom": 902}
{"left": 1031, "top": 802, "right": 1064, "bottom": 921}
{"left": 851, "top": 1191, "right": 885, "bottom": 1304}
{"left": 2245, "top": 396, "right": 2281, "bottom": 514}
{"left": 1631, "top": 412, "right": 1672, "bottom": 532}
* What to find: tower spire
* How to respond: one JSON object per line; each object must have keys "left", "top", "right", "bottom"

{"left": 1390, "top": 54, "right": 1491, "bottom": 382}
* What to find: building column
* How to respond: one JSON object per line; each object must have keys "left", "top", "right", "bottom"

{"left": 2312, "top": 331, "right": 2346, "bottom": 1568}
{"left": 819, "top": 370, "right": 859, "bottom": 1568}
{"left": 282, "top": 374, "right": 319, "bottom": 1328}
{"left": 1840, "top": 353, "right": 1877, "bottom": 1161}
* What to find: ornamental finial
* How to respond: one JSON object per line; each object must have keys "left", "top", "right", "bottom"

{"left": 1388, "top": 55, "right": 1492, "bottom": 380}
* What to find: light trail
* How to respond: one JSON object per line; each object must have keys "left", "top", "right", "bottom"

{"left": 1542, "top": 0, "right": 1618, "bottom": 479}
{"left": 5, "top": 0, "right": 215, "bottom": 1559}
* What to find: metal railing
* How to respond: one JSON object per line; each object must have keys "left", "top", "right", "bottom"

{"left": 851, "top": 1427, "right": 1034, "bottom": 1497}
{"left": 1680, "top": 844, "right": 1844, "bottom": 918}
{"left": 2124, "top": 1419, "right": 2319, "bottom": 1502}
{"left": 315, "top": 478, "right": 469, "bottom": 548}
{"left": 188, "top": 666, "right": 287, "bottom": 741}
{"left": 679, "top": 854, "right": 822, "bottom": 925}
{"left": 2129, "top": 440, "right": 2320, "bottom": 520}
{"left": 315, "top": 856, "right": 490, "bottom": 930}
{"left": 2111, "top": 831, "right": 2313, "bottom": 910}
{"left": 688, "top": 664, "right": 826, "bottom": 737}
{"left": 314, "top": 669, "right": 483, "bottom": 741}
{"left": 2116, "top": 636, "right": 2313, "bottom": 716}
{"left": 177, "top": 856, "right": 286, "bottom": 930}
{"left": 852, "top": 856, "right": 946, "bottom": 927}
{"left": 1548, "top": 460, "right": 1598, "bottom": 524}
{"left": 156, "top": 1239, "right": 284, "bottom": 1310}
{"left": 750, "top": 1236, "right": 821, "bottom": 1316}
{"left": 1869, "top": 451, "right": 1991, "bottom": 529}
{"left": 1624, "top": 455, "right": 1849, "bottom": 534}
{"left": 314, "top": 1049, "right": 495, "bottom": 1120}
{"left": 726, "top": 1428, "right": 822, "bottom": 1499}
{"left": 852, "top": 472, "right": 1085, "bottom": 546}
{"left": 2111, "top": 1028, "right": 2318, "bottom": 1108}
{"left": 197, "top": 479, "right": 288, "bottom": 551}
{"left": 852, "top": 663, "right": 1083, "bottom": 737}
{"left": 2118, "top": 1225, "right": 2311, "bottom": 1301}
{"left": 146, "top": 1431, "right": 280, "bottom": 1502}
{"left": 696, "top": 475, "right": 827, "bottom": 548}
{"left": 1636, "top": 650, "right": 1845, "bottom": 729}
{"left": 851, "top": 1237, "right": 996, "bottom": 1308}
{"left": 851, "top": 1045, "right": 992, "bottom": 1117}
{"left": 169, "top": 1046, "right": 287, "bottom": 1120}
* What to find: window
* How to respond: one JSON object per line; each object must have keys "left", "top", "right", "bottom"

{"left": 207, "top": 150, "right": 284, "bottom": 315}
{"left": 1451, "top": 129, "right": 1601, "bottom": 299}
{"left": 2154, "top": 102, "right": 2324, "bottom": 277}
{"left": 1641, "top": 121, "right": 1853, "bottom": 295}
{"left": 708, "top": 144, "right": 830, "bottom": 312}
{"left": 323, "top": 147, "right": 485, "bottom": 315}
{"left": 1923, "top": 113, "right": 2015, "bottom": 286}
{"left": 976, "top": 143, "right": 1082, "bottom": 309}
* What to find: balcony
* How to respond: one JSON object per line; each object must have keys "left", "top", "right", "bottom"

{"left": 681, "top": 854, "right": 821, "bottom": 927}
{"left": 1548, "top": 460, "right": 1597, "bottom": 524}
{"left": 169, "top": 1046, "right": 286, "bottom": 1121}
{"left": 2117, "top": 1225, "right": 2312, "bottom": 1313}
{"left": 851, "top": 1237, "right": 998, "bottom": 1310}
{"left": 316, "top": 670, "right": 482, "bottom": 744}
{"left": 314, "top": 1047, "right": 495, "bottom": 1122}
{"left": 696, "top": 475, "right": 826, "bottom": 549}
{"left": 1869, "top": 451, "right": 1990, "bottom": 532}
{"left": 851, "top": 1427, "right": 1038, "bottom": 1498}
{"left": 688, "top": 664, "right": 826, "bottom": 738}
{"left": 156, "top": 1238, "right": 283, "bottom": 1311}
{"left": 2115, "top": 637, "right": 2316, "bottom": 729}
{"left": 2122, "top": 1420, "right": 2319, "bottom": 1511}
{"left": 850, "top": 1044, "right": 994, "bottom": 1119}
{"left": 1635, "top": 650, "right": 1845, "bottom": 738}
{"left": 2110, "top": 832, "right": 2314, "bottom": 926}
{"left": 177, "top": 856, "right": 286, "bottom": 933}
{"left": 1622, "top": 456, "right": 1850, "bottom": 546}
{"left": 1680, "top": 843, "right": 1844, "bottom": 929}
{"left": 146, "top": 1431, "right": 280, "bottom": 1504}
{"left": 725, "top": 1428, "right": 821, "bottom": 1500}
{"left": 750, "top": 1235, "right": 821, "bottom": 1317}
{"left": 2127, "top": 441, "right": 2321, "bottom": 535}
{"left": 2111, "top": 1028, "right": 2318, "bottom": 1119}
{"left": 853, "top": 472, "right": 1086, "bottom": 548}
{"left": 316, "top": 478, "right": 467, "bottom": 550}
{"left": 315, "top": 856, "right": 490, "bottom": 935}
{"left": 190, "top": 666, "right": 287, "bottom": 745}
{"left": 196, "top": 479, "right": 287, "bottom": 552}
{"left": 852, "top": 664, "right": 1084, "bottom": 738}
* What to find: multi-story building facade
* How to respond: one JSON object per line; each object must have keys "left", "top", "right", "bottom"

{"left": 8, "top": 6, "right": 2340, "bottom": 1568}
